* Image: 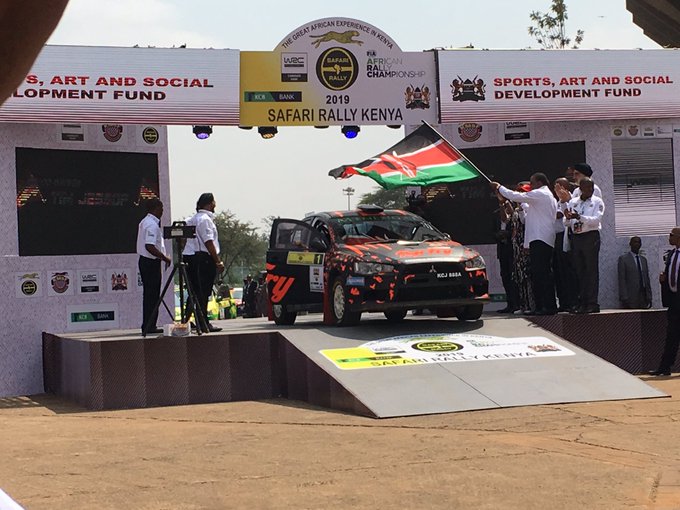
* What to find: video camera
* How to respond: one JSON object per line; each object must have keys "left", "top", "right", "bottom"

{"left": 163, "top": 221, "right": 196, "bottom": 240}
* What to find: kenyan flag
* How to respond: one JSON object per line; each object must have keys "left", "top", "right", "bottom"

{"left": 329, "top": 122, "right": 483, "bottom": 190}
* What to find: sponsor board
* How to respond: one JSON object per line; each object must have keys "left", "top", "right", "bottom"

{"left": 1, "top": 46, "right": 239, "bottom": 125}
{"left": 15, "top": 272, "right": 42, "bottom": 298}
{"left": 240, "top": 17, "right": 437, "bottom": 126}
{"left": 286, "top": 252, "right": 324, "bottom": 265}
{"left": 47, "top": 270, "right": 75, "bottom": 296}
{"left": 66, "top": 303, "right": 119, "bottom": 331}
{"left": 310, "top": 265, "right": 323, "bottom": 292}
{"left": 320, "top": 333, "right": 574, "bottom": 370}
{"left": 438, "top": 49, "right": 680, "bottom": 123}
{"left": 106, "top": 268, "right": 131, "bottom": 293}
{"left": 77, "top": 269, "right": 101, "bottom": 294}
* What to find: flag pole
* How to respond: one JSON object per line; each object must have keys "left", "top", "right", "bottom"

{"left": 421, "top": 120, "right": 493, "bottom": 183}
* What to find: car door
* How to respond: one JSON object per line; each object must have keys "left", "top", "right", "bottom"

{"left": 266, "top": 219, "right": 328, "bottom": 311}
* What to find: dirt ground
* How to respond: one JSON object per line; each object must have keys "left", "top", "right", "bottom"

{"left": 2, "top": 376, "right": 680, "bottom": 510}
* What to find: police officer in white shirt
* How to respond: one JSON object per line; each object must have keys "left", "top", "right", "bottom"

{"left": 650, "top": 226, "right": 680, "bottom": 376}
{"left": 192, "top": 193, "right": 225, "bottom": 333}
{"left": 136, "top": 198, "right": 171, "bottom": 334}
{"left": 564, "top": 178, "right": 605, "bottom": 314}
{"left": 491, "top": 172, "right": 558, "bottom": 315}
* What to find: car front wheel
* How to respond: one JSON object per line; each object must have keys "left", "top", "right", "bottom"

{"left": 456, "top": 304, "right": 484, "bottom": 321}
{"left": 331, "top": 278, "right": 361, "bottom": 326}
{"left": 384, "top": 310, "right": 407, "bottom": 322}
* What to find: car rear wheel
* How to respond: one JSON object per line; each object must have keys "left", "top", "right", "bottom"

{"left": 384, "top": 310, "right": 407, "bottom": 322}
{"left": 272, "top": 304, "right": 297, "bottom": 325}
{"left": 331, "top": 278, "right": 361, "bottom": 326}
{"left": 456, "top": 304, "right": 484, "bottom": 321}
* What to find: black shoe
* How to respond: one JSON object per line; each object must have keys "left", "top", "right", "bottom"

{"left": 497, "top": 307, "right": 518, "bottom": 314}
{"left": 534, "top": 309, "right": 557, "bottom": 316}
{"left": 585, "top": 306, "right": 600, "bottom": 313}
{"left": 648, "top": 369, "right": 671, "bottom": 376}
{"left": 143, "top": 327, "right": 163, "bottom": 334}
{"left": 206, "top": 324, "right": 222, "bottom": 333}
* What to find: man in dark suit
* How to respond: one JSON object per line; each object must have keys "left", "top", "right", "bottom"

{"left": 649, "top": 227, "right": 680, "bottom": 376}
{"left": 618, "top": 236, "right": 652, "bottom": 309}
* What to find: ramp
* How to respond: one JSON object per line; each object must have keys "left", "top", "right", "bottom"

{"left": 43, "top": 314, "right": 666, "bottom": 418}
{"left": 280, "top": 315, "right": 666, "bottom": 418}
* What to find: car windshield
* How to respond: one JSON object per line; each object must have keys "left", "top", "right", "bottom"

{"left": 231, "top": 288, "right": 243, "bottom": 300}
{"left": 329, "top": 214, "right": 448, "bottom": 244}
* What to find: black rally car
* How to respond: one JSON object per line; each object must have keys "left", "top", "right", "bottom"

{"left": 266, "top": 205, "right": 489, "bottom": 326}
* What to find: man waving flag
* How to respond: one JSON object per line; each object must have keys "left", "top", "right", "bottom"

{"left": 329, "top": 122, "right": 489, "bottom": 189}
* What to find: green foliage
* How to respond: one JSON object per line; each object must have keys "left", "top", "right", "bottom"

{"left": 528, "top": 0, "right": 584, "bottom": 49}
{"left": 213, "top": 210, "right": 267, "bottom": 285}
{"left": 358, "top": 186, "right": 408, "bottom": 209}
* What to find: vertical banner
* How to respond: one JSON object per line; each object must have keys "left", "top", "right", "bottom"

{"left": 240, "top": 18, "right": 437, "bottom": 127}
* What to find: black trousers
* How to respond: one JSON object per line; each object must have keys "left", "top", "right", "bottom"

{"left": 529, "top": 240, "right": 557, "bottom": 312}
{"left": 183, "top": 254, "right": 199, "bottom": 320}
{"left": 138, "top": 256, "right": 161, "bottom": 330}
{"left": 571, "top": 230, "right": 600, "bottom": 309}
{"left": 659, "top": 299, "right": 680, "bottom": 372}
{"left": 553, "top": 232, "right": 578, "bottom": 309}
{"left": 194, "top": 251, "right": 217, "bottom": 324}
{"left": 498, "top": 241, "right": 520, "bottom": 309}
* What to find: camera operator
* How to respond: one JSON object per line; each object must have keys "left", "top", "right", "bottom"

{"left": 136, "top": 198, "right": 171, "bottom": 334}
{"left": 191, "top": 193, "right": 224, "bottom": 333}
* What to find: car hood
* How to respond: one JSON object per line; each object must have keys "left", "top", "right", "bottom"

{"left": 336, "top": 240, "right": 480, "bottom": 265}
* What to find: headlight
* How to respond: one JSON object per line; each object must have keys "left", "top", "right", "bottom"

{"left": 464, "top": 255, "right": 485, "bottom": 270}
{"left": 354, "top": 261, "right": 394, "bottom": 275}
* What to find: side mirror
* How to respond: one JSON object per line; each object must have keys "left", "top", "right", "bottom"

{"left": 310, "top": 238, "right": 328, "bottom": 251}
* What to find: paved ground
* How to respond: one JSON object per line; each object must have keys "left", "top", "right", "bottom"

{"left": 1, "top": 374, "right": 680, "bottom": 510}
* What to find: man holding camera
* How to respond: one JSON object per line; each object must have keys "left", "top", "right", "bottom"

{"left": 190, "top": 193, "right": 224, "bottom": 333}
{"left": 136, "top": 198, "right": 171, "bottom": 334}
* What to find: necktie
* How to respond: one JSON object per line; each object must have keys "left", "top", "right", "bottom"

{"left": 671, "top": 250, "right": 679, "bottom": 290}
{"left": 636, "top": 255, "right": 644, "bottom": 289}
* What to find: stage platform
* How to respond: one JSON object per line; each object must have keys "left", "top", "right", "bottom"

{"left": 43, "top": 310, "right": 667, "bottom": 418}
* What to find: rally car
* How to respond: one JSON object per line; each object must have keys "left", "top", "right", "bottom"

{"left": 266, "top": 204, "right": 489, "bottom": 326}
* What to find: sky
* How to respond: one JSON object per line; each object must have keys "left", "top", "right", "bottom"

{"left": 46, "top": 0, "right": 659, "bottom": 232}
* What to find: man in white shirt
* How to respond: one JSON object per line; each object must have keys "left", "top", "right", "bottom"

{"left": 556, "top": 162, "right": 602, "bottom": 203}
{"left": 192, "top": 193, "right": 225, "bottom": 333}
{"left": 136, "top": 198, "right": 171, "bottom": 334}
{"left": 490, "top": 172, "right": 558, "bottom": 315}
{"left": 564, "top": 179, "right": 605, "bottom": 314}
{"left": 649, "top": 227, "right": 680, "bottom": 376}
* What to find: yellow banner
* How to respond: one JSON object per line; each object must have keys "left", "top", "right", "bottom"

{"left": 320, "top": 347, "right": 424, "bottom": 370}
{"left": 286, "top": 252, "right": 325, "bottom": 265}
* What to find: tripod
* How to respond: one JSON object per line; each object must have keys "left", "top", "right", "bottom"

{"left": 142, "top": 237, "right": 209, "bottom": 337}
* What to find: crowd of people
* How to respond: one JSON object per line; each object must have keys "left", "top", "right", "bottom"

{"left": 491, "top": 162, "right": 613, "bottom": 316}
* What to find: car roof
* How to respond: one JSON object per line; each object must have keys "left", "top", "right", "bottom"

{"left": 310, "top": 208, "right": 421, "bottom": 221}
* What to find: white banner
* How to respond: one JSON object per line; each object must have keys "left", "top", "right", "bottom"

{"left": 438, "top": 50, "right": 680, "bottom": 123}
{"left": 0, "top": 46, "right": 239, "bottom": 125}
{"left": 321, "top": 333, "right": 574, "bottom": 370}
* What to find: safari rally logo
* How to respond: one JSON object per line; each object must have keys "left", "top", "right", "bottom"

{"left": 316, "top": 46, "right": 359, "bottom": 91}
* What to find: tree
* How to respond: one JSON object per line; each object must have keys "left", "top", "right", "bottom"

{"left": 213, "top": 211, "right": 267, "bottom": 285}
{"left": 358, "top": 186, "right": 408, "bottom": 209}
{"left": 528, "top": 0, "right": 584, "bottom": 49}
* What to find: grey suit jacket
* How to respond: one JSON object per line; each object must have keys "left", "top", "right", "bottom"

{"left": 618, "top": 251, "right": 652, "bottom": 308}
